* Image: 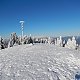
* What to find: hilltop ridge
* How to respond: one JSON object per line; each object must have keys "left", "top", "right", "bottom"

{"left": 0, "top": 44, "right": 80, "bottom": 80}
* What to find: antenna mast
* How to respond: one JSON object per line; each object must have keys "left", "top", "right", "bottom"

{"left": 20, "top": 20, "right": 24, "bottom": 44}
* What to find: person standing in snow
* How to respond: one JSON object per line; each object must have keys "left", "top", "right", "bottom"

{"left": 75, "top": 72, "right": 80, "bottom": 80}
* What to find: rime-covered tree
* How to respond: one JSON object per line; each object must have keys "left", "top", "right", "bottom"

{"left": 27, "top": 37, "right": 33, "bottom": 44}
{"left": 0, "top": 36, "right": 5, "bottom": 49}
{"left": 55, "top": 36, "right": 62, "bottom": 46}
{"left": 48, "top": 37, "right": 53, "bottom": 44}
{"left": 0, "top": 36, "right": 1, "bottom": 50}
{"left": 63, "top": 40, "right": 66, "bottom": 47}
{"left": 8, "top": 32, "right": 19, "bottom": 47}
{"left": 65, "top": 36, "right": 77, "bottom": 49}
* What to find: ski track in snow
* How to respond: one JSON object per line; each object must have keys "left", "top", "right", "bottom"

{"left": 0, "top": 44, "right": 80, "bottom": 80}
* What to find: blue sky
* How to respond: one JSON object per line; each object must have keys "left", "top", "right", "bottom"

{"left": 0, "top": 0, "right": 80, "bottom": 37}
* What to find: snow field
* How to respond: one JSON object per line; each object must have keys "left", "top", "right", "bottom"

{"left": 0, "top": 44, "right": 80, "bottom": 80}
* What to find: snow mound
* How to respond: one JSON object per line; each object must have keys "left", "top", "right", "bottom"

{"left": 0, "top": 44, "right": 80, "bottom": 80}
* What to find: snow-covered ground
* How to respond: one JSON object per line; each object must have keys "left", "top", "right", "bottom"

{"left": 0, "top": 43, "right": 80, "bottom": 80}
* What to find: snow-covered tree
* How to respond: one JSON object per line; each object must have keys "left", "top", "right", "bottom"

{"left": 54, "top": 39, "right": 57, "bottom": 45}
{"left": 55, "top": 36, "right": 62, "bottom": 46}
{"left": 48, "top": 37, "right": 51, "bottom": 44}
{"left": 27, "top": 37, "right": 33, "bottom": 44}
{"left": 65, "top": 38, "right": 72, "bottom": 49}
{"left": 8, "top": 38, "right": 11, "bottom": 48}
{"left": 22, "top": 35, "right": 28, "bottom": 44}
{"left": 8, "top": 32, "right": 19, "bottom": 47}
{"left": 0, "top": 36, "right": 5, "bottom": 49}
{"left": 18, "top": 35, "right": 22, "bottom": 44}
{"left": 65, "top": 36, "right": 77, "bottom": 49}
{"left": 48, "top": 37, "right": 53, "bottom": 44}
{"left": 71, "top": 36, "right": 77, "bottom": 49}
{"left": 0, "top": 36, "right": 1, "bottom": 50}
{"left": 63, "top": 40, "right": 66, "bottom": 47}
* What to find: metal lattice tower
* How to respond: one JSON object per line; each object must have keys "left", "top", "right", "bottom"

{"left": 20, "top": 21, "right": 24, "bottom": 39}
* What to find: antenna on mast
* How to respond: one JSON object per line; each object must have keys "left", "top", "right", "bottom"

{"left": 20, "top": 20, "right": 24, "bottom": 44}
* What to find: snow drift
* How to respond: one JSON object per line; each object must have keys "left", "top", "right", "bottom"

{"left": 0, "top": 44, "right": 80, "bottom": 80}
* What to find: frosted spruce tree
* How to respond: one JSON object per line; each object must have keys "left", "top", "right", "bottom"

{"left": 8, "top": 38, "right": 12, "bottom": 48}
{"left": 54, "top": 38, "right": 57, "bottom": 45}
{"left": 65, "top": 36, "right": 77, "bottom": 49}
{"left": 55, "top": 36, "right": 62, "bottom": 46}
{"left": 63, "top": 40, "right": 66, "bottom": 47}
{"left": 65, "top": 38, "right": 72, "bottom": 49}
{"left": 56, "top": 38, "right": 59, "bottom": 46}
{"left": 8, "top": 32, "right": 19, "bottom": 47}
{"left": 0, "top": 36, "right": 1, "bottom": 50}
{"left": 0, "top": 36, "right": 4, "bottom": 49}
{"left": 48, "top": 37, "right": 51, "bottom": 44}
{"left": 22, "top": 35, "right": 27, "bottom": 44}
{"left": 71, "top": 36, "right": 77, "bottom": 49}
{"left": 48, "top": 37, "right": 53, "bottom": 44}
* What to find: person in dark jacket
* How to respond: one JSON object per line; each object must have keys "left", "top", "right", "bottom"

{"left": 75, "top": 72, "right": 80, "bottom": 80}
